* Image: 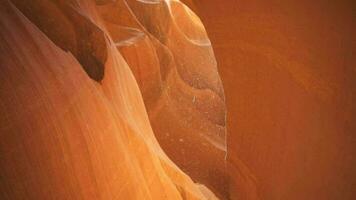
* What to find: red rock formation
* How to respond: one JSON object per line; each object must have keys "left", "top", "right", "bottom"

{"left": 0, "top": 0, "right": 223, "bottom": 199}
{"left": 96, "top": 1, "right": 228, "bottom": 198}
{"left": 2, "top": 0, "right": 354, "bottom": 199}
{"left": 184, "top": 0, "right": 356, "bottom": 199}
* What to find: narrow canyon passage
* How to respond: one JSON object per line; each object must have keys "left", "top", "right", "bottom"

{"left": 0, "top": 0, "right": 355, "bottom": 200}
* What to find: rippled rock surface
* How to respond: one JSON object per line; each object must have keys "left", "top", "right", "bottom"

{"left": 0, "top": 0, "right": 225, "bottom": 199}
{"left": 97, "top": 1, "right": 228, "bottom": 198}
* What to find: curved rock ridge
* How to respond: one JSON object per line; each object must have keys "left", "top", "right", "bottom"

{"left": 0, "top": 0, "right": 225, "bottom": 199}
{"left": 97, "top": 0, "right": 228, "bottom": 198}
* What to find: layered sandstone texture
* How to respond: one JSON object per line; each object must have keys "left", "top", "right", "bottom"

{"left": 184, "top": 0, "right": 356, "bottom": 199}
{"left": 0, "top": 0, "right": 225, "bottom": 199}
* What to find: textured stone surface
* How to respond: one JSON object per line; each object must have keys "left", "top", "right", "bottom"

{"left": 0, "top": 0, "right": 223, "bottom": 199}
{"left": 185, "top": 0, "right": 356, "bottom": 199}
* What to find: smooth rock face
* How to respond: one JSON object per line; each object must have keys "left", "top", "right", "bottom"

{"left": 184, "top": 0, "right": 356, "bottom": 199}
{"left": 2, "top": 0, "right": 354, "bottom": 199}
{"left": 0, "top": 0, "right": 223, "bottom": 199}
{"left": 96, "top": 1, "right": 228, "bottom": 198}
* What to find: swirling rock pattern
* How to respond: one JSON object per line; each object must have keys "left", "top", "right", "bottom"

{"left": 96, "top": 1, "right": 228, "bottom": 198}
{"left": 0, "top": 0, "right": 225, "bottom": 199}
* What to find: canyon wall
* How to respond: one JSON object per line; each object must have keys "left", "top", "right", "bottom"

{"left": 0, "top": 0, "right": 224, "bottom": 199}
{"left": 185, "top": 0, "right": 356, "bottom": 199}
{"left": 1, "top": 0, "right": 355, "bottom": 199}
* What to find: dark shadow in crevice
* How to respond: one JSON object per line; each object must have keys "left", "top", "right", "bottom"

{"left": 10, "top": 0, "right": 107, "bottom": 82}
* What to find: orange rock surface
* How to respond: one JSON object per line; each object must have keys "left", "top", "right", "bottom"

{"left": 1, "top": 0, "right": 355, "bottom": 199}
{"left": 0, "top": 0, "right": 224, "bottom": 199}
{"left": 184, "top": 0, "right": 356, "bottom": 199}
{"left": 96, "top": 1, "right": 228, "bottom": 198}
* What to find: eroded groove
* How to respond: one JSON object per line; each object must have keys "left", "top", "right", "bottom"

{"left": 10, "top": 0, "right": 107, "bottom": 82}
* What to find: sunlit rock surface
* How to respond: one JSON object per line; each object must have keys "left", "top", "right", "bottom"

{"left": 0, "top": 0, "right": 224, "bottom": 199}
{"left": 96, "top": 1, "right": 228, "bottom": 198}
{"left": 2, "top": 0, "right": 353, "bottom": 199}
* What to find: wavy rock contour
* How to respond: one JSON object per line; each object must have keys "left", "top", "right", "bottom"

{"left": 0, "top": 0, "right": 226, "bottom": 199}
